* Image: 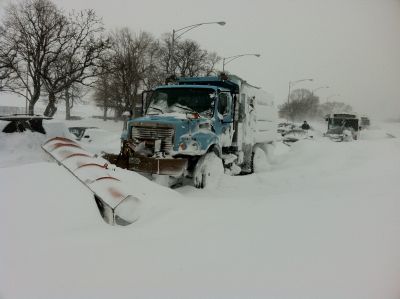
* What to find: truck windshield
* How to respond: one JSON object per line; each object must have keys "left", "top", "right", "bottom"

{"left": 146, "top": 88, "right": 215, "bottom": 117}
{"left": 329, "top": 118, "right": 359, "bottom": 131}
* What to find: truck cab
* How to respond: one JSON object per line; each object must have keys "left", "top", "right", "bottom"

{"left": 121, "top": 75, "right": 277, "bottom": 187}
{"left": 324, "top": 113, "right": 360, "bottom": 141}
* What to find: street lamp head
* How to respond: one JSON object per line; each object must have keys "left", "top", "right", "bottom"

{"left": 217, "top": 21, "right": 226, "bottom": 26}
{"left": 255, "top": 54, "right": 261, "bottom": 57}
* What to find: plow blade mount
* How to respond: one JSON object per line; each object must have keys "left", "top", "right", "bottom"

{"left": 42, "top": 137, "right": 142, "bottom": 226}
{"left": 129, "top": 155, "right": 188, "bottom": 176}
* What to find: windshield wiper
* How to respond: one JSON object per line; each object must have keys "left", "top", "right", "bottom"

{"left": 174, "top": 104, "right": 196, "bottom": 113}
{"left": 147, "top": 106, "right": 164, "bottom": 114}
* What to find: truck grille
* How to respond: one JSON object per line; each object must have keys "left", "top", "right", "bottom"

{"left": 132, "top": 125, "right": 174, "bottom": 153}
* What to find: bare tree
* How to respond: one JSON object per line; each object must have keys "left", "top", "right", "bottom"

{"left": 0, "top": 0, "right": 107, "bottom": 116}
{"left": 0, "top": 26, "right": 16, "bottom": 90}
{"left": 0, "top": 54, "right": 14, "bottom": 91}
{"left": 279, "top": 88, "right": 320, "bottom": 121}
{"left": 93, "top": 70, "right": 115, "bottom": 120}
{"left": 203, "top": 52, "right": 221, "bottom": 76}
{"left": 93, "top": 29, "right": 160, "bottom": 118}
{"left": 174, "top": 40, "right": 206, "bottom": 77}
{"left": 279, "top": 89, "right": 354, "bottom": 121}
{"left": 0, "top": 0, "right": 66, "bottom": 114}
{"left": 41, "top": 9, "right": 108, "bottom": 117}
{"left": 158, "top": 34, "right": 220, "bottom": 78}
{"left": 92, "top": 30, "right": 221, "bottom": 119}
{"left": 62, "top": 83, "right": 87, "bottom": 120}
{"left": 157, "top": 33, "right": 173, "bottom": 76}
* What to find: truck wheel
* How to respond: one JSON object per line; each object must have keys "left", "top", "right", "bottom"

{"left": 193, "top": 152, "right": 224, "bottom": 189}
{"left": 251, "top": 146, "right": 269, "bottom": 173}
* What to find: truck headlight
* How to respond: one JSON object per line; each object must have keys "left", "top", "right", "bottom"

{"left": 179, "top": 140, "right": 199, "bottom": 152}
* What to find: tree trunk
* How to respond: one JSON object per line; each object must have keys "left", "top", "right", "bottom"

{"left": 114, "top": 109, "right": 119, "bottom": 122}
{"left": 65, "top": 89, "right": 71, "bottom": 120}
{"left": 44, "top": 92, "right": 58, "bottom": 117}
{"left": 29, "top": 88, "right": 41, "bottom": 115}
{"left": 28, "top": 102, "right": 35, "bottom": 115}
{"left": 103, "top": 106, "right": 108, "bottom": 121}
{"left": 102, "top": 97, "right": 108, "bottom": 121}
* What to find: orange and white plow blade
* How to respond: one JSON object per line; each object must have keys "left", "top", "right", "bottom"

{"left": 42, "top": 137, "right": 141, "bottom": 226}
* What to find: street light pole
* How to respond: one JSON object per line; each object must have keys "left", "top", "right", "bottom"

{"left": 222, "top": 53, "right": 260, "bottom": 72}
{"left": 169, "top": 21, "right": 226, "bottom": 75}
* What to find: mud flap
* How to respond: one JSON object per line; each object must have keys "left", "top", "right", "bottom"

{"left": 42, "top": 137, "right": 142, "bottom": 226}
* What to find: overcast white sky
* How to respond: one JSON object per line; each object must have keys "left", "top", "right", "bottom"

{"left": 1, "top": 0, "right": 400, "bottom": 119}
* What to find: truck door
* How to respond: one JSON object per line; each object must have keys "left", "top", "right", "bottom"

{"left": 215, "top": 91, "right": 234, "bottom": 146}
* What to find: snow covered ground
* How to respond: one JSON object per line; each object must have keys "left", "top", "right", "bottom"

{"left": 1, "top": 118, "right": 400, "bottom": 299}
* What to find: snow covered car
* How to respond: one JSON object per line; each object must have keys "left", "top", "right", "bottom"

{"left": 68, "top": 126, "right": 99, "bottom": 140}
{"left": 282, "top": 128, "right": 313, "bottom": 145}
{"left": 0, "top": 114, "right": 52, "bottom": 134}
{"left": 277, "top": 122, "right": 296, "bottom": 136}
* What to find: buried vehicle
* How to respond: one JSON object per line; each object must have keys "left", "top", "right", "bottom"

{"left": 277, "top": 122, "right": 296, "bottom": 136}
{"left": 282, "top": 128, "right": 313, "bottom": 145}
{"left": 68, "top": 126, "right": 99, "bottom": 141}
{"left": 324, "top": 113, "right": 360, "bottom": 141}
{"left": 114, "top": 74, "right": 278, "bottom": 188}
{"left": 0, "top": 114, "right": 52, "bottom": 134}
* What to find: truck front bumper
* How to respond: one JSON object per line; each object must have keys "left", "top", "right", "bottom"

{"left": 129, "top": 156, "right": 188, "bottom": 176}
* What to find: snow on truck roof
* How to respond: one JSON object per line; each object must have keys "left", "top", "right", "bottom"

{"left": 176, "top": 76, "right": 240, "bottom": 93}
{"left": 175, "top": 75, "right": 261, "bottom": 93}
{"left": 156, "top": 84, "right": 221, "bottom": 91}
{"left": 325, "top": 113, "right": 358, "bottom": 119}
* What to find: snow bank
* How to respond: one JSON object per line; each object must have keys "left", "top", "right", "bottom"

{"left": 0, "top": 136, "right": 185, "bottom": 299}
{"left": 0, "top": 121, "right": 75, "bottom": 168}
{"left": 1, "top": 118, "right": 400, "bottom": 299}
{"left": 0, "top": 131, "right": 49, "bottom": 167}
{"left": 177, "top": 132, "right": 400, "bottom": 299}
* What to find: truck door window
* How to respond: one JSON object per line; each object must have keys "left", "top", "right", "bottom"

{"left": 218, "top": 92, "right": 232, "bottom": 116}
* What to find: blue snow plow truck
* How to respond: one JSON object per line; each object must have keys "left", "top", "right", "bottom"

{"left": 116, "top": 74, "right": 278, "bottom": 188}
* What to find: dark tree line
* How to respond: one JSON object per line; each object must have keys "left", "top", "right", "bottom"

{"left": 279, "top": 88, "right": 353, "bottom": 121}
{"left": 0, "top": 0, "right": 221, "bottom": 119}
{"left": 0, "top": 0, "right": 108, "bottom": 117}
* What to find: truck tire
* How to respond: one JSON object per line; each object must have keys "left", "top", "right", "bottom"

{"left": 251, "top": 146, "right": 269, "bottom": 173}
{"left": 193, "top": 152, "right": 224, "bottom": 189}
